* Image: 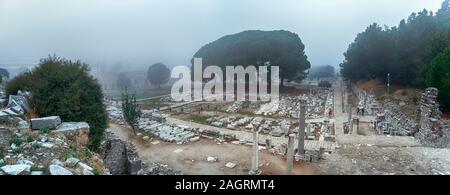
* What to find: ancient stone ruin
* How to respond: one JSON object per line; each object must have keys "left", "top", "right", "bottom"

{"left": 415, "top": 88, "right": 450, "bottom": 148}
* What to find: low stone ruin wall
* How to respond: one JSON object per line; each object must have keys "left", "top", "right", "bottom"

{"left": 100, "top": 130, "right": 144, "bottom": 175}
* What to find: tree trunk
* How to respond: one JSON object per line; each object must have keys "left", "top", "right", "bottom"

{"left": 132, "top": 126, "right": 137, "bottom": 136}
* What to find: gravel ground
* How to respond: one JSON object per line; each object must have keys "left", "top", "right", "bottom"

{"left": 318, "top": 144, "right": 450, "bottom": 175}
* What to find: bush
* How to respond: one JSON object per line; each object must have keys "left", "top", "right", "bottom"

{"left": 121, "top": 93, "right": 142, "bottom": 135}
{"left": 5, "top": 55, "right": 108, "bottom": 150}
{"left": 39, "top": 128, "right": 50, "bottom": 134}
{"left": 319, "top": 80, "right": 332, "bottom": 88}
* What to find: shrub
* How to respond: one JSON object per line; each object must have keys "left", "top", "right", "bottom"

{"left": 9, "top": 137, "right": 24, "bottom": 146}
{"left": 319, "top": 80, "right": 332, "bottom": 88}
{"left": 5, "top": 55, "right": 108, "bottom": 150}
{"left": 39, "top": 127, "right": 50, "bottom": 134}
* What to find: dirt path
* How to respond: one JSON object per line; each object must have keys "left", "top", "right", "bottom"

{"left": 108, "top": 123, "right": 321, "bottom": 175}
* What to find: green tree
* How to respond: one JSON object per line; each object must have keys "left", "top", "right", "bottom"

{"left": 0, "top": 68, "right": 9, "bottom": 83}
{"left": 426, "top": 47, "right": 450, "bottom": 110}
{"left": 116, "top": 72, "right": 132, "bottom": 92}
{"left": 121, "top": 93, "right": 142, "bottom": 135}
{"left": 341, "top": 6, "right": 448, "bottom": 86}
{"left": 147, "top": 63, "right": 170, "bottom": 89}
{"left": 5, "top": 55, "right": 108, "bottom": 150}
{"left": 193, "top": 30, "right": 311, "bottom": 86}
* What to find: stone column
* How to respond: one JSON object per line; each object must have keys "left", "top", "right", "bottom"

{"left": 306, "top": 124, "right": 312, "bottom": 138}
{"left": 250, "top": 130, "right": 261, "bottom": 175}
{"left": 347, "top": 104, "right": 352, "bottom": 124}
{"left": 286, "top": 134, "right": 295, "bottom": 175}
{"left": 297, "top": 100, "right": 306, "bottom": 155}
{"left": 352, "top": 117, "right": 359, "bottom": 135}
{"left": 265, "top": 139, "right": 272, "bottom": 149}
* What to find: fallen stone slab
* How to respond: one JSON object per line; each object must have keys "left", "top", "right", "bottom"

{"left": 1, "top": 164, "right": 31, "bottom": 175}
{"left": 225, "top": 162, "right": 236, "bottom": 169}
{"left": 31, "top": 116, "right": 61, "bottom": 130}
{"left": 49, "top": 165, "right": 73, "bottom": 175}
{"left": 55, "top": 122, "right": 89, "bottom": 146}
{"left": 207, "top": 156, "right": 218, "bottom": 162}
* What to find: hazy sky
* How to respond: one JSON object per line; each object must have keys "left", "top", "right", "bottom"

{"left": 0, "top": 0, "right": 444, "bottom": 69}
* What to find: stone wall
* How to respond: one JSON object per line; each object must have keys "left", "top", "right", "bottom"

{"left": 99, "top": 130, "right": 144, "bottom": 175}
{"left": 415, "top": 88, "right": 449, "bottom": 148}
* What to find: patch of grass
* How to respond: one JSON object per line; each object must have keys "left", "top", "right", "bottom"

{"left": 189, "top": 115, "right": 209, "bottom": 124}
{"left": 26, "top": 134, "right": 34, "bottom": 143}
{"left": 63, "top": 146, "right": 93, "bottom": 160}
{"left": 11, "top": 148, "right": 22, "bottom": 155}
{"left": 40, "top": 128, "right": 50, "bottom": 134}
{"left": 9, "top": 137, "right": 24, "bottom": 146}
{"left": 139, "top": 98, "right": 169, "bottom": 110}
{"left": 31, "top": 142, "right": 41, "bottom": 149}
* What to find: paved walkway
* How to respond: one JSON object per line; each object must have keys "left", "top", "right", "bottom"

{"left": 333, "top": 78, "right": 346, "bottom": 135}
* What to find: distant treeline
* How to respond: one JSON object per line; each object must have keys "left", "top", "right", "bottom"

{"left": 340, "top": 0, "right": 450, "bottom": 87}
{"left": 308, "top": 65, "right": 335, "bottom": 79}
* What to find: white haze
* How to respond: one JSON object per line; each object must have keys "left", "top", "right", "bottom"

{"left": 0, "top": 0, "right": 443, "bottom": 71}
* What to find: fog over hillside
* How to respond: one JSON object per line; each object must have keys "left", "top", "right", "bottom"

{"left": 0, "top": 0, "right": 443, "bottom": 73}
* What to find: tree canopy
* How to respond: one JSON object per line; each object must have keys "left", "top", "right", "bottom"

{"left": 0, "top": 68, "right": 9, "bottom": 82}
{"left": 308, "top": 65, "right": 336, "bottom": 79}
{"left": 426, "top": 47, "right": 450, "bottom": 110}
{"left": 5, "top": 56, "right": 108, "bottom": 149}
{"left": 116, "top": 72, "right": 132, "bottom": 91}
{"left": 147, "top": 63, "right": 170, "bottom": 88}
{"left": 192, "top": 30, "right": 311, "bottom": 85}
{"left": 340, "top": 1, "right": 450, "bottom": 86}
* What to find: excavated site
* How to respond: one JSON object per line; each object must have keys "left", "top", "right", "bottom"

{"left": 105, "top": 79, "right": 450, "bottom": 175}
{"left": 2, "top": 78, "right": 450, "bottom": 175}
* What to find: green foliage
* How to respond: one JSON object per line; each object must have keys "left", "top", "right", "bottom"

{"left": 121, "top": 93, "right": 142, "bottom": 135}
{"left": 9, "top": 137, "right": 24, "bottom": 146}
{"left": 63, "top": 145, "right": 93, "bottom": 160}
{"left": 40, "top": 127, "right": 50, "bottom": 134}
{"left": 147, "top": 63, "right": 170, "bottom": 89}
{"left": 193, "top": 30, "right": 311, "bottom": 85}
{"left": 0, "top": 68, "right": 9, "bottom": 81}
{"left": 426, "top": 47, "right": 450, "bottom": 110}
{"left": 11, "top": 148, "right": 22, "bottom": 155}
{"left": 189, "top": 115, "right": 209, "bottom": 124}
{"left": 31, "top": 142, "right": 41, "bottom": 149}
{"left": 318, "top": 80, "right": 332, "bottom": 88}
{"left": 5, "top": 71, "right": 36, "bottom": 96}
{"left": 341, "top": 5, "right": 450, "bottom": 86}
{"left": 116, "top": 72, "right": 132, "bottom": 92}
{"left": 26, "top": 134, "right": 34, "bottom": 143}
{"left": 5, "top": 55, "right": 108, "bottom": 150}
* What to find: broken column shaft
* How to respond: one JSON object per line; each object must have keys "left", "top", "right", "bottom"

{"left": 352, "top": 117, "right": 359, "bottom": 135}
{"left": 250, "top": 130, "right": 261, "bottom": 175}
{"left": 297, "top": 100, "right": 306, "bottom": 155}
{"left": 286, "top": 134, "right": 295, "bottom": 175}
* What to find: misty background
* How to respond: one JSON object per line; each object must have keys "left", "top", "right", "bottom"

{"left": 0, "top": 0, "right": 444, "bottom": 74}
